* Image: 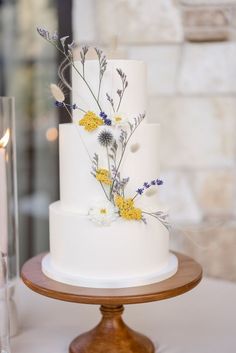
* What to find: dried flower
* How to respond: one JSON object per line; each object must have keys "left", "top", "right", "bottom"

{"left": 55, "top": 101, "right": 64, "bottom": 107}
{"left": 98, "top": 130, "right": 113, "bottom": 147}
{"left": 50, "top": 83, "right": 65, "bottom": 103}
{"left": 99, "top": 111, "right": 111, "bottom": 125}
{"left": 79, "top": 111, "right": 104, "bottom": 132}
{"left": 136, "top": 188, "right": 144, "bottom": 195}
{"left": 96, "top": 169, "right": 112, "bottom": 185}
{"left": 104, "top": 119, "right": 112, "bottom": 126}
{"left": 111, "top": 113, "right": 129, "bottom": 127}
{"left": 89, "top": 201, "right": 118, "bottom": 226}
{"left": 37, "top": 27, "right": 50, "bottom": 40}
{"left": 120, "top": 207, "right": 142, "bottom": 221}
{"left": 37, "top": 27, "right": 58, "bottom": 43}
{"left": 133, "top": 179, "right": 164, "bottom": 200}
{"left": 99, "top": 111, "right": 107, "bottom": 119}
{"left": 114, "top": 195, "right": 142, "bottom": 221}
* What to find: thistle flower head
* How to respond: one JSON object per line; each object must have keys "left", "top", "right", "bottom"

{"left": 98, "top": 130, "right": 114, "bottom": 147}
{"left": 50, "top": 83, "right": 65, "bottom": 103}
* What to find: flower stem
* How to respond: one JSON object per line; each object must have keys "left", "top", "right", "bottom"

{"left": 116, "top": 90, "right": 124, "bottom": 112}
{"left": 52, "top": 43, "right": 103, "bottom": 112}
{"left": 99, "top": 181, "right": 110, "bottom": 201}
{"left": 63, "top": 103, "right": 73, "bottom": 121}
{"left": 97, "top": 74, "right": 102, "bottom": 102}
{"left": 106, "top": 146, "right": 111, "bottom": 173}
{"left": 110, "top": 120, "right": 142, "bottom": 198}
{"left": 116, "top": 80, "right": 127, "bottom": 112}
{"left": 142, "top": 211, "right": 170, "bottom": 230}
{"left": 64, "top": 103, "right": 86, "bottom": 113}
{"left": 132, "top": 193, "right": 139, "bottom": 201}
{"left": 72, "top": 62, "right": 103, "bottom": 112}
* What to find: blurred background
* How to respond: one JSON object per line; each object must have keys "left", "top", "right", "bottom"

{"left": 1, "top": 0, "right": 236, "bottom": 281}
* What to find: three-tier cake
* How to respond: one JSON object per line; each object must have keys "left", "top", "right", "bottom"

{"left": 40, "top": 46, "right": 178, "bottom": 288}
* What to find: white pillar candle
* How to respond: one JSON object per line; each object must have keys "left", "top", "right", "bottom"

{"left": 0, "top": 130, "right": 9, "bottom": 255}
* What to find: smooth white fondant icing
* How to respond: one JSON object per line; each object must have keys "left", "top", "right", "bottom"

{"left": 48, "top": 201, "right": 174, "bottom": 287}
{"left": 42, "top": 252, "right": 178, "bottom": 288}
{"left": 46, "top": 59, "right": 178, "bottom": 288}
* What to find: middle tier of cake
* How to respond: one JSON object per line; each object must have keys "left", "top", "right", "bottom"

{"left": 59, "top": 122, "right": 161, "bottom": 212}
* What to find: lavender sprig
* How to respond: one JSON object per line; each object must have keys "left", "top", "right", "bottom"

{"left": 37, "top": 28, "right": 103, "bottom": 111}
{"left": 142, "top": 211, "right": 170, "bottom": 230}
{"left": 109, "top": 140, "right": 118, "bottom": 166}
{"left": 95, "top": 48, "right": 107, "bottom": 102}
{"left": 54, "top": 101, "right": 86, "bottom": 113}
{"left": 37, "top": 28, "right": 58, "bottom": 42}
{"left": 110, "top": 165, "right": 129, "bottom": 197}
{"left": 106, "top": 93, "right": 115, "bottom": 113}
{"left": 109, "top": 113, "right": 145, "bottom": 199}
{"left": 90, "top": 153, "right": 99, "bottom": 177}
{"left": 99, "top": 111, "right": 112, "bottom": 126}
{"left": 133, "top": 178, "right": 164, "bottom": 200}
{"left": 116, "top": 68, "right": 128, "bottom": 112}
{"left": 80, "top": 46, "right": 89, "bottom": 77}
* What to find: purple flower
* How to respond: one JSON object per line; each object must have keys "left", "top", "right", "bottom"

{"left": 99, "top": 111, "right": 107, "bottom": 119}
{"left": 156, "top": 179, "right": 163, "bottom": 185}
{"left": 151, "top": 180, "right": 156, "bottom": 185}
{"left": 104, "top": 118, "right": 112, "bottom": 126}
{"left": 144, "top": 182, "right": 150, "bottom": 189}
{"left": 37, "top": 27, "right": 50, "bottom": 40}
{"left": 55, "top": 101, "right": 64, "bottom": 107}
{"left": 137, "top": 188, "right": 144, "bottom": 195}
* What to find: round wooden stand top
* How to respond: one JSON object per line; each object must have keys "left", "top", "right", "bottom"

{"left": 21, "top": 252, "right": 202, "bottom": 305}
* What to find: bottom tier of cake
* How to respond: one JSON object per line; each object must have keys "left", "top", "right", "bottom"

{"left": 43, "top": 201, "right": 178, "bottom": 288}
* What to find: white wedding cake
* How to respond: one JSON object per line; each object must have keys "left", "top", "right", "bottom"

{"left": 37, "top": 34, "right": 178, "bottom": 288}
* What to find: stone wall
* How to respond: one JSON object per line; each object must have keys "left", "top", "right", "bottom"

{"left": 73, "top": 0, "right": 236, "bottom": 281}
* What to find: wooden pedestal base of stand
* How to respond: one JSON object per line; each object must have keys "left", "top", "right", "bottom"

{"left": 21, "top": 252, "right": 202, "bottom": 353}
{"left": 70, "top": 305, "right": 154, "bottom": 353}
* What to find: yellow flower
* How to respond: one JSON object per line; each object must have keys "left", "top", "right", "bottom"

{"left": 79, "top": 111, "right": 103, "bottom": 132}
{"left": 96, "top": 169, "right": 112, "bottom": 185}
{"left": 115, "top": 195, "right": 134, "bottom": 209}
{"left": 120, "top": 207, "right": 142, "bottom": 221}
{"left": 114, "top": 195, "right": 124, "bottom": 208}
{"left": 114, "top": 195, "right": 142, "bottom": 221}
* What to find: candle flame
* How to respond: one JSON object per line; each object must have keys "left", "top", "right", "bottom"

{"left": 0, "top": 129, "right": 10, "bottom": 148}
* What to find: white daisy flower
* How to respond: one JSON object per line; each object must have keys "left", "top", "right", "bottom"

{"left": 88, "top": 201, "right": 119, "bottom": 226}
{"left": 111, "top": 112, "right": 129, "bottom": 127}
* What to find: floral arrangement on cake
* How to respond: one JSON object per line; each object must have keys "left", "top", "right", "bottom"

{"left": 37, "top": 28, "right": 170, "bottom": 229}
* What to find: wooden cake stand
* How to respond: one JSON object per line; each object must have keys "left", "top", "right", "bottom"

{"left": 21, "top": 252, "right": 202, "bottom": 353}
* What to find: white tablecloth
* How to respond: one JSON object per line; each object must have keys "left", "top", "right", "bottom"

{"left": 11, "top": 277, "right": 236, "bottom": 353}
